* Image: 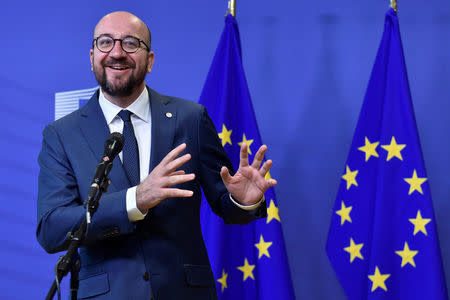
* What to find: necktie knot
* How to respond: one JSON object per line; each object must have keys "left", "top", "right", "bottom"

{"left": 118, "top": 110, "right": 132, "bottom": 123}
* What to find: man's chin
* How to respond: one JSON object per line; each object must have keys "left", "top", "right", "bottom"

{"left": 101, "top": 81, "right": 131, "bottom": 97}
{"left": 95, "top": 69, "right": 146, "bottom": 97}
{"left": 106, "top": 75, "right": 129, "bottom": 86}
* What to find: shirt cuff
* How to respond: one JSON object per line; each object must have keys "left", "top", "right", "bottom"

{"left": 126, "top": 186, "right": 147, "bottom": 222}
{"left": 229, "top": 194, "right": 265, "bottom": 211}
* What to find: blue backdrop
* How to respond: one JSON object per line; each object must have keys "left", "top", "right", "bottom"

{"left": 0, "top": 1, "right": 449, "bottom": 299}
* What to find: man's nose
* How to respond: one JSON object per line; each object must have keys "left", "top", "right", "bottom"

{"left": 109, "top": 40, "right": 127, "bottom": 58}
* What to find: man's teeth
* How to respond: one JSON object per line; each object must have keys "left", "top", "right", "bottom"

{"left": 110, "top": 66, "right": 128, "bottom": 70}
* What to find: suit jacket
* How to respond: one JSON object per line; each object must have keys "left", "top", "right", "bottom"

{"left": 37, "top": 88, "right": 266, "bottom": 299}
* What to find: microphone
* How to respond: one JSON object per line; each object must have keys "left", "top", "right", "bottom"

{"left": 103, "top": 132, "right": 125, "bottom": 164}
{"left": 85, "top": 132, "right": 124, "bottom": 222}
{"left": 90, "top": 132, "right": 124, "bottom": 187}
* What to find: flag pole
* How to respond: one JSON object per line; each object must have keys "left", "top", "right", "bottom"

{"left": 390, "top": 0, "right": 397, "bottom": 12}
{"left": 227, "top": 0, "right": 236, "bottom": 17}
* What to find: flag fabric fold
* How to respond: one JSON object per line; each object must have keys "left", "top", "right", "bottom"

{"left": 326, "top": 8, "right": 447, "bottom": 300}
{"left": 199, "top": 14, "right": 295, "bottom": 300}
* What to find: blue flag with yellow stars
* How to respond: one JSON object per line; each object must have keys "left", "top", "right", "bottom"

{"left": 326, "top": 8, "right": 447, "bottom": 300}
{"left": 199, "top": 14, "right": 295, "bottom": 300}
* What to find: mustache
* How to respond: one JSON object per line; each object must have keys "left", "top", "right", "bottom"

{"left": 102, "top": 58, "right": 135, "bottom": 68}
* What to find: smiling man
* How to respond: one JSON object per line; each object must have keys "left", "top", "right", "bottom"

{"left": 37, "top": 11, "right": 275, "bottom": 300}
{"left": 90, "top": 12, "right": 153, "bottom": 107}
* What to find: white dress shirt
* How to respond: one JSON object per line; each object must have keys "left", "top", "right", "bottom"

{"left": 99, "top": 88, "right": 151, "bottom": 222}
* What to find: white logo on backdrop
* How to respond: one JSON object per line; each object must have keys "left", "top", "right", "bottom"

{"left": 54, "top": 87, "right": 98, "bottom": 120}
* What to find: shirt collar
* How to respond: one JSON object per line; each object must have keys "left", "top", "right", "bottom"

{"left": 98, "top": 87, "right": 151, "bottom": 124}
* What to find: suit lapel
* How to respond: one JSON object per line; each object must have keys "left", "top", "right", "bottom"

{"left": 148, "top": 88, "right": 176, "bottom": 171}
{"left": 79, "top": 91, "right": 131, "bottom": 191}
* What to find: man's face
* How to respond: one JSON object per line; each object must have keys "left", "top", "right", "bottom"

{"left": 90, "top": 13, "right": 154, "bottom": 98}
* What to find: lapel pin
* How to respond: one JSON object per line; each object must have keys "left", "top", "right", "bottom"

{"left": 165, "top": 112, "right": 173, "bottom": 118}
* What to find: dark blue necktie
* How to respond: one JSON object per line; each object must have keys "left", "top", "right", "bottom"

{"left": 118, "top": 110, "right": 140, "bottom": 186}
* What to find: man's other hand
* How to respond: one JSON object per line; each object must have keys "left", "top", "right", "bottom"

{"left": 136, "top": 143, "right": 195, "bottom": 212}
{"left": 220, "top": 143, "right": 277, "bottom": 206}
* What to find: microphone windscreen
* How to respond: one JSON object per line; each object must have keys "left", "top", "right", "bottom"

{"left": 104, "top": 132, "right": 124, "bottom": 159}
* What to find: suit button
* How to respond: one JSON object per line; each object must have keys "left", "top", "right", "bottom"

{"left": 143, "top": 272, "right": 149, "bottom": 281}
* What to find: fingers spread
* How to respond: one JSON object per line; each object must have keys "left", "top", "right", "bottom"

{"left": 163, "top": 188, "right": 194, "bottom": 198}
{"left": 169, "top": 170, "right": 186, "bottom": 176}
{"left": 164, "top": 153, "right": 191, "bottom": 174}
{"left": 266, "top": 179, "right": 277, "bottom": 188}
{"left": 164, "top": 173, "right": 195, "bottom": 187}
{"left": 160, "top": 143, "right": 187, "bottom": 165}
{"left": 251, "top": 145, "right": 267, "bottom": 169}
{"left": 220, "top": 166, "right": 232, "bottom": 184}
{"left": 239, "top": 143, "right": 249, "bottom": 168}
{"left": 259, "top": 159, "right": 272, "bottom": 177}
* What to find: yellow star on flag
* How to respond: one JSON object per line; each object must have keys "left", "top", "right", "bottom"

{"left": 395, "top": 242, "right": 418, "bottom": 268}
{"left": 237, "top": 258, "right": 255, "bottom": 281}
{"left": 266, "top": 199, "right": 281, "bottom": 224}
{"left": 216, "top": 269, "right": 228, "bottom": 292}
{"left": 335, "top": 201, "right": 352, "bottom": 225}
{"left": 265, "top": 170, "right": 271, "bottom": 180}
{"left": 343, "top": 238, "right": 364, "bottom": 263}
{"left": 218, "top": 124, "right": 232, "bottom": 147}
{"left": 358, "top": 137, "right": 379, "bottom": 162}
{"left": 381, "top": 136, "right": 406, "bottom": 161}
{"left": 238, "top": 134, "right": 254, "bottom": 155}
{"left": 368, "top": 266, "right": 390, "bottom": 292}
{"left": 342, "top": 165, "right": 358, "bottom": 190}
{"left": 404, "top": 169, "right": 428, "bottom": 195}
{"left": 255, "top": 234, "right": 273, "bottom": 259}
{"left": 409, "top": 210, "right": 431, "bottom": 236}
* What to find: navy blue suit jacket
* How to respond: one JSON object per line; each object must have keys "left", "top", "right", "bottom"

{"left": 37, "top": 88, "right": 266, "bottom": 299}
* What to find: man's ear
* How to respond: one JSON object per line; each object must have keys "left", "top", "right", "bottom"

{"left": 90, "top": 49, "right": 94, "bottom": 71}
{"left": 147, "top": 51, "right": 155, "bottom": 74}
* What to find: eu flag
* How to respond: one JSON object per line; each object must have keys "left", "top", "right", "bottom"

{"left": 199, "top": 14, "right": 295, "bottom": 300}
{"left": 326, "top": 8, "right": 447, "bottom": 299}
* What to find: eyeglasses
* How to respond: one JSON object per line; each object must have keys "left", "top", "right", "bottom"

{"left": 93, "top": 35, "right": 151, "bottom": 53}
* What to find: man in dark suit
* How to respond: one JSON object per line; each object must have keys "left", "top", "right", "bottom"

{"left": 37, "top": 11, "right": 276, "bottom": 299}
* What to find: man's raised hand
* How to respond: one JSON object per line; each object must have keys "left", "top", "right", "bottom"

{"left": 220, "top": 143, "right": 277, "bottom": 206}
{"left": 136, "top": 143, "right": 195, "bottom": 212}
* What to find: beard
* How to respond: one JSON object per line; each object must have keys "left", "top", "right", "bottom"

{"left": 93, "top": 57, "right": 148, "bottom": 97}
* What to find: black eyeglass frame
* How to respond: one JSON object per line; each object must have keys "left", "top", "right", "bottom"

{"left": 92, "top": 35, "right": 151, "bottom": 53}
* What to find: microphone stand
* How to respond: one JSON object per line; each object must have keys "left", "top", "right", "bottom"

{"left": 45, "top": 163, "right": 112, "bottom": 300}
